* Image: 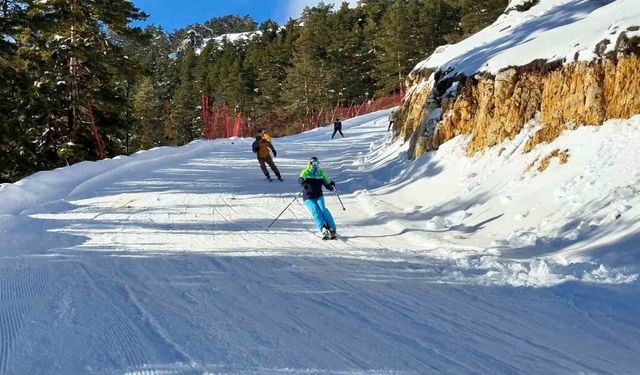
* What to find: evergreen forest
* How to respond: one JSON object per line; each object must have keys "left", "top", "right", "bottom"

{"left": 0, "top": 0, "right": 507, "bottom": 182}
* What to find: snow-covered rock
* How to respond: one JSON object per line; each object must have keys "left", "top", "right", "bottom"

{"left": 413, "top": 0, "right": 640, "bottom": 77}
{"left": 398, "top": 0, "right": 640, "bottom": 161}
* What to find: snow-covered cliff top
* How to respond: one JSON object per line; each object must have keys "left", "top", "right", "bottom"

{"left": 196, "top": 31, "right": 261, "bottom": 54}
{"left": 413, "top": 0, "right": 640, "bottom": 78}
{"left": 178, "top": 30, "right": 261, "bottom": 55}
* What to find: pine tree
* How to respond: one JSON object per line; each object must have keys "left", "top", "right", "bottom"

{"left": 454, "top": 0, "right": 508, "bottom": 37}
{"left": 170, "top": 47, "right": 199, "bottom": 145}
{"left": 132, "top": 76, "right": 163, "bottom": 150}
{"left": 202, "top": 15, "right": 258, "bottom": 36}
{"left": 127, "top": 25, "right": 178, "bottom": 102}
{"left": 218, "top": 42, "right": 254, "bottom": 114}
{"left": 429, "top": 0, "right": 464, "bottom": 44}
{"left": 376, "top": 0, "right": 412, "bottom": 94}
{"left": 284, "top": 52, "right": 330, "bottom": 118}
{"left": 245, "top": 19, "right": 294, "bottom": 125}
{"left": 408, "top": 0, "right": 462, "bottom": 59}
{"left": 17, "top": 0, "right": 147, "bottom": 165}
{"left": 326, "top": 4, "right": 376, "bottom": 105}
{"left": 123, "top": 25, "right": 178, "bottom": 149}
{"left": 0, "top": 0, "right": 33, "bottom": 182}
{"left": 283, "top": 4, "right": 333, "bottom": 118}
{"left": 1, "top": 0, "right": 511, "bottom": 182}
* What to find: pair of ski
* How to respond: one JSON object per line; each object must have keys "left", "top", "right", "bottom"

{"left": 322, "top": 227, "right": 338, "bottom": 241}
{"left": 266, "top": 176, "right": 283, "bottom": 182}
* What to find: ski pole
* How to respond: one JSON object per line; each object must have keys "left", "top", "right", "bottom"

{"left": 334, "top": 188, "right": 346, "bottom": 211}
{"left": 267, "top": 191, "right": 302, "bottom": 229}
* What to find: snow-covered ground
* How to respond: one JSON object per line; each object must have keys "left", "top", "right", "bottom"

{"left": 1, "top": 111, "right": 640, "bottom": 374}
{"left": 413, "top": 0, "right": 640, "bottom": 77}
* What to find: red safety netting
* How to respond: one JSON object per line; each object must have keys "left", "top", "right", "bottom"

{"left": 201, "top": 97, "right": 251, "bottom": 140}
{"left": 201, "top": 92, "right": 403, "bottom": 139}
{"left": 299, "top": 92, "right": 403, "bottom": 132}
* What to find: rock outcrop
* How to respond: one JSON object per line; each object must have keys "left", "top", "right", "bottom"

{"left": 398, "top": 51, "right": 640, "bottom": 159}
{"left": 396, "top": 0, "right": 640, "bottom": 161}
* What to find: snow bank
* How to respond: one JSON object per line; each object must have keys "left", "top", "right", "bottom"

{"left": 0, "top": 141, "right": 219, "bottom": 216}
{"left": 2, "top": 110, "right": 639, "bottom": 289}
{"left": 356, "top": 114, "right": 640, "bottom": 286}
{"left": 413, "top": 0, "right": 640, "bottom": 77}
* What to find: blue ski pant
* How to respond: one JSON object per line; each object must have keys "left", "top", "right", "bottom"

{"left": 303, "top": 196, "right": 336, "bottom": 232}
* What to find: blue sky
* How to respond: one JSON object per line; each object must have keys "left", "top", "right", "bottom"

{"left": 131, "top": 0, "right": 357, "bottom": 32}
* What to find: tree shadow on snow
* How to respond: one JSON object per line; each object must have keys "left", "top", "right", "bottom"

{"left": 425, "top": 214, "right": 505, "bottom": 234}
{"left": 492, "top": 215, "right": 640, "bottom": 273}
{"left": 442, "top": 0, "right": 615, "bottom": 75}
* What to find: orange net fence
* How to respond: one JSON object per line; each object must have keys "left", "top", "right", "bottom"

{"left": 201, "top": 92, "right": 402, "bottom": 140}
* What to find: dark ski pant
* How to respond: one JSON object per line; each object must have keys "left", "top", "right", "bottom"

{"left": 304, "top": 196, "right": 336, "bottom": 232}
{"left": 332, "top": 129, "right": 344, "bottom": 139}
{"left": 258, "top": 156, "right": 280, "bottom": 178}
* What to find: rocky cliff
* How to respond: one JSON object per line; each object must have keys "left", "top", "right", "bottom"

{"left": 397, "top": 0, "right": 640, "bottom": 160}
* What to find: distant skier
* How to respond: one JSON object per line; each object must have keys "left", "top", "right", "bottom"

{"left": 332, "top": 118, "right": 344, "bottom": 139}
{"left": 388, "top": 110, "right": 395, "bottom": 132}
{"left": 252, "top": 132, "right": 282, "bottom": 182}
{"left": 299, "top": 156, "right": 338, "bottom": 240}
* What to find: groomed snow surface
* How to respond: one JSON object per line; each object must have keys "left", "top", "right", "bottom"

{"left": 1, "top": 111, "right": 640, "bottom": 374}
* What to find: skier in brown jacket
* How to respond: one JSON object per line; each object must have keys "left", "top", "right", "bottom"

{"left": 252, "top": 132, "right": 282, "bottom": 181}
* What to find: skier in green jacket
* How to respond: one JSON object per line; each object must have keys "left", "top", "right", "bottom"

{"left": 299, "top": 156, "right": 337, "bottom": 240}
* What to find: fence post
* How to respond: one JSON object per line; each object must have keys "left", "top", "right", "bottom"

{"left": 314, "top": 106, "right": 325, "bottom": 127}
{"left": 302, "top": 106, "right": 310, "bottom": 133}
{"left": 233, "top": 114, "right": 240, "bottom": 137}
{"left": 224, "top": 106, "right": 230, "bottom": 138}
{"left": 202, "top": 95, "right": 212, "bottom": 139}
{"left": 346, "top": 99, "right": 355, "bottom": 119}
{"left": 88, "top": 104, "right": 106, "bottom": 159}
{"left": 331, "top": 99, "right": 340, "bottom": 122}
{"left": 354, "top": 100, "right": 365, "bottom": 118}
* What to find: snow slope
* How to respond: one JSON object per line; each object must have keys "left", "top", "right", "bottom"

{"left": 196, "top": 31, "right": 261, "bottom": 55}
{"left": 413, "top": 0, "right": 640, "bottom": 77}
{"left": 1, "top": 112, "right": 640, "bottom": 374}
{"left": 178, "top": 30, "right": 261, "bottom": 56}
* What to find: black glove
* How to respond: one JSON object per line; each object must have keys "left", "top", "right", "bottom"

{"left": 328, "top": 181, "right": 335, "bottom": 191}
{"left": 273, "top": 150, "right": 277, "bottom": 157}
{"left": 303, "top": 183, "right": 310, "bottom": 191}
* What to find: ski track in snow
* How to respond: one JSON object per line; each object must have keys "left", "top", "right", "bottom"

{"left": 1, "top": 111, "right": 640, "bottom": 373}
{"left": 0, "top": 260, "right": 51, "bottom": 375}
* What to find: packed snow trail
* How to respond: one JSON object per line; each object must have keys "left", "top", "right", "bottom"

{"left": 1, "top": 111, "right": 640, "bottom": 374}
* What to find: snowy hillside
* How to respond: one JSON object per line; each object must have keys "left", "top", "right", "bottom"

{"left": 399, "top": 0, "right": 640, "bottom": 166}
{"left": 413, "top": 0, "right": 640, "bottom": 77}
{"left": 1, "top": 111, "right": 639, "bottom": 374}
{"left": 178, "top": 30, "right": 261, "bottom": 55}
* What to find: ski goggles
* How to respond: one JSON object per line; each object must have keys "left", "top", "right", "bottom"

{"left": 310, "top": 159, "right": 320, "bottom": 166}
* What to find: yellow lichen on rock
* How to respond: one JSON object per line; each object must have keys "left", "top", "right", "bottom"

{"left": 604, "top": 55, "right": 640, "bottom": 120}
{"left": 396, "top": 54, "right": 640, "bottom": 160}
{"left": 537, "top": 149, "right": 570, "bottom": 172}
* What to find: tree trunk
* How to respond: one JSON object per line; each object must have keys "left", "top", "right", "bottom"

{"left": 68, "top": 0, "right": 80, "bottom": 138}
